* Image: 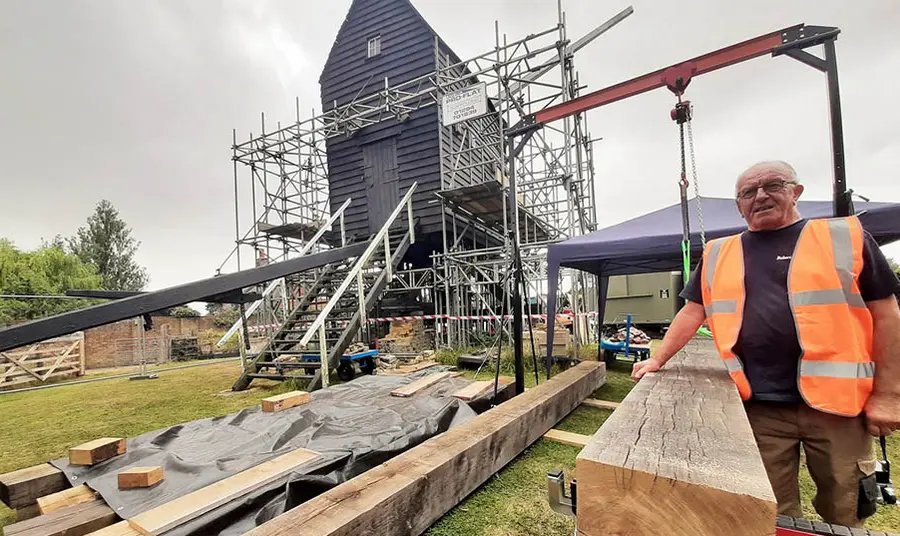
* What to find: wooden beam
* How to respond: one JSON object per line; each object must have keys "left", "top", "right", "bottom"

{"left": 450, "top": 377, "right": 514, "bottom": 401}
{"left": 389, "top": 371, "right": 456, "bottom": 397}
{"left": 581, "top": 398, "right": 619, "bottom": 411}
{"left": 3, "top": 499, "right": 117, "bottom": 536}
{"left": 117, "top": 467, "right": 164, "bottom": 490}
{"left": 262, "top": 390, "right": 310, "bottom": 413}
{"left": 15, "top": 503, "right": 42, "bottom": 521}
{"left": 85, "top": 521, "right": 142, "bottom": 536}
{"left": 245, "top": 361, "right": 606, "bottom": 536}
{"left": 575, "top": 341, "right": 777, "bottom": 536}
{"left": 543, "top": 429, "right": 591, "bottom": 448}
{"left": 127, "top": 448, "right": 320, "bottom": 536}
{"left": 37, "top": 484, "right": 97, "bottom": 515}
{"left": 69, "top": 438, "right": 126, "bottom": 466}
{"left": 0, "top": 464, "right": 68, "bottom": 509}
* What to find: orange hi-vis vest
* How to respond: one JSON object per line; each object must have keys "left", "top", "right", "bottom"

{"left": 700, "top": 216, "right": 875, "bottom": 417}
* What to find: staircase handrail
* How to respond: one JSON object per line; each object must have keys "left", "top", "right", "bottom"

{"left": 216, "top": 197, "right": 353, "bottom": 347}
{"left": 298, "top": 183, "right": 418, "bottom": 349}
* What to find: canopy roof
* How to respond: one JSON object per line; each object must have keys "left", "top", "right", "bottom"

{"left": 548, "top": 197, "right": 900, "bottom": 277}
{"left": 541, "top": 197, "right": 900, "bottom": 372}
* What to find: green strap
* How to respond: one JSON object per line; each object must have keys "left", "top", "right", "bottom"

{"left": 683, "top": 239, "right": 712, "bottom": 338}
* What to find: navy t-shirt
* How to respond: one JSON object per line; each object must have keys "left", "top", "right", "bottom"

{"left": 681, "top": 219, "right": 900, "bottom": 402}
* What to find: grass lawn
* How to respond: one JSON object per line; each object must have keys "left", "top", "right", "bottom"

{"left": 1, "top": 356, "right": 898, "bottom": 534}
{"left": 0, "top": 360, "right": 284, "bottom": 529}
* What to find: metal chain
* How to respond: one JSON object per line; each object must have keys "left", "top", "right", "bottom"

{"left": 685, "top": 116, "right": 706, "bottom": 248}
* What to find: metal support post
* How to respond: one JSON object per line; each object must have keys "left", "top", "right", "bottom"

{"left": 507, "top": 128, "right": 537, "bottom": 396}
{"left": 824, "top": 39, "right": 850, "bottom": 217}
{"left": 318, "top": 323, "right": 329, "bottom": 388}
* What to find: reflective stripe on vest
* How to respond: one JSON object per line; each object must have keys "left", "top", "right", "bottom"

{"left": 701, "top": 236, "right": 752, "bottom": 401}
{"left": 702, "top": 217, "right": 874, "bottom": 416}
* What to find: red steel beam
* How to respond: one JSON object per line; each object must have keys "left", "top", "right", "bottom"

{"left": 534, "top": 24, "right": 802, "bottom": 125}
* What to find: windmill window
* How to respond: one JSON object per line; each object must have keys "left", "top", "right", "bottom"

{"left": 367, "top": 36, "right": 382, "bottom": 58}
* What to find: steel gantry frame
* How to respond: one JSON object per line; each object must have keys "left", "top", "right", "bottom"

{"left": 511, "top": 22, "right": 850, "bottom": 393}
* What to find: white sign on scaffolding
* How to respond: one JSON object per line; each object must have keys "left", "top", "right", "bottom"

{"left": 441, "top": 83, "right": 488, "bottom": 126}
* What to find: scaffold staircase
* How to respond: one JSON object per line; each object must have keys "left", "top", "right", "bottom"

{"left": 232, "top": 183, "right": 418, "bottom": 392}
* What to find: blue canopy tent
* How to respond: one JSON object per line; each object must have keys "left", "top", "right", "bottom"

{"left": 543, "top": 197, "right": 900, "bottom": 371}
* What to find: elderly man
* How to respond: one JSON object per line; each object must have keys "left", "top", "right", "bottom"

{"left": 633, "top": 161, "right": 900, "bottom": 527}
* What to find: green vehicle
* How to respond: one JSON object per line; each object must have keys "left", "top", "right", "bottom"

{"left": 603, "top": 272, "right": 684, "bottom": 330}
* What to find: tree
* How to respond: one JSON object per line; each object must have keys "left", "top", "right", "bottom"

{"left": 889, "top": 257, "right": 900, "bottom": 278}
{"left": 170, "top": 306, "right": 200, "bottom": 318}
{"left": 68, "top": 200, "right": 150, "bottom": 291}
{"left": 0, "top": 239, "right": 103, "bottom": 326}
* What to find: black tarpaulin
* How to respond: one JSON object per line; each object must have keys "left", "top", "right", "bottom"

{"left": 49, "top": 370, "right": 499, "bottom": 536}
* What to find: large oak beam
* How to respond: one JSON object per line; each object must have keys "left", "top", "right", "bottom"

{"left": 0, "top": 464, "right": 68, "bottom": 510}
{"left": 245, "top": 361, "right": 606, "bottom": 536}
{"left": 576, "top": 340, "right": 777, "bottom": 536}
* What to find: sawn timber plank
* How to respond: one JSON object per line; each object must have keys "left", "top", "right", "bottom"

{"left": 543, "top": 429, "right": 591, "bottom": 448}
{"left": 389, "top": 371, "right": 456, "bottom": 397}
{"left": 36, "top": 484, "right": 97, "bottom": 514}
{"left": 245, "top": 361, "right": 606, "bottom": 536}
{"left": 3, "top": 499, "right": 117, "bottom": 536}
{"left": 127, "top": 448, "right": 320, "bottom": 536}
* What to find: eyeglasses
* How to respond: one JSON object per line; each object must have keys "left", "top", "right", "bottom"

{"left": 736, "top": 180, "right": 795, "bottom": 200}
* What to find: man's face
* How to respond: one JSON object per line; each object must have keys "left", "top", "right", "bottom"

{"left": 735, "top": 169, "right": 804, "bottom": 231}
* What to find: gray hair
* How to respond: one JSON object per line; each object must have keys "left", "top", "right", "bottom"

{"left": 736, "top": 161, "right": 799, "bottom": 193}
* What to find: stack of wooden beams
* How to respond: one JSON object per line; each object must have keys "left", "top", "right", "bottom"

{"left": 378, "top": 320, "right": 433, "bottom": 354}
{"left": 0, "top": 443, "right": 322, "bottom": 536}
{"left": 528, "top": 327, "right": 570, "bottom": 357}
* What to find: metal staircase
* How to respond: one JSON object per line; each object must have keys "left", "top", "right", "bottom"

{"left": 231, "top": 183, "right": 418, "bottom": 391}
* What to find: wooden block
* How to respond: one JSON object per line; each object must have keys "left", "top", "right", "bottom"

{"left": 450, "top": 377, "right": 514, "bottom": 401}
{"left": 0, "top": 463, "right": 68, "bottom": 509}
{"left": 37, "top": 484, "right": 97, "bottom": 514}
{"left": 576, "top": 340, "right": 777, "bottom": 536}
{"left": 581, "top": 398, "right": 619, "bottom": 411}
{"left": 69, "top": 438, "right": 126, "bottom": 466}
{"left": 85, "top": 521, "right": 143, "bottom": 536}
{"left": 390, "top": 371, "right": 456, "bottom": 397}
{"left": 127, "top": 448, "right": 320, "bottom": 536}
{"left": 262, "top": 390, "right": 311, "bottom": 413}
{"left": 244, "top": 362, "right": 607, "bottom": 536}
{"left": 543, "top": 429, "right": 591, "bottom": 448}
{"left": 117, "top": 467, "right": 164, "bottom": 490}
{"left": 3, "top": 499, "right": 117, "bottom": 536}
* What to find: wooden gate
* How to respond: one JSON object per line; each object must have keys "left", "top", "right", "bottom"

{"left": 0, "top": 333, "right": 85, "bottom": 389}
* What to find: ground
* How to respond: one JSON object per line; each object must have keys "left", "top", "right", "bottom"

{"left": 0, "top": 356, "right": 897, "bottom": 534}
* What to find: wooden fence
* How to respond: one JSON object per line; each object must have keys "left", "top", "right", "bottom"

{"left": 0, "top": 333, "right": 85, "bottom": 389}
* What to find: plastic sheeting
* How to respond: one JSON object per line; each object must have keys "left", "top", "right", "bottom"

{"left": 49, "top": 370, "right": 496, "bottom": 535}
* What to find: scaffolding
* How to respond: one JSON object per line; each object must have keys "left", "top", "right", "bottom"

{"left": 221, "top": 3, "right": 633, "bottom": 355}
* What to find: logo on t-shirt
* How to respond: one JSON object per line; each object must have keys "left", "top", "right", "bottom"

{"left": 776, "top": 255, "right": 792, "bottom": 261}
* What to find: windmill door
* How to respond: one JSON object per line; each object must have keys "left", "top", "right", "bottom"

{"left": 363, "top": 137, "right": 400, "bottom": 235}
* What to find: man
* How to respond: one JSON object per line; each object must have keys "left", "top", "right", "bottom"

{"left": 632, "top": 161, "right": 900, "bottom": 527}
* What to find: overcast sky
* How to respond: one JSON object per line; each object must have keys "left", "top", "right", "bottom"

{"left": 1, "top": 0, "right": 898, "bottom": 294}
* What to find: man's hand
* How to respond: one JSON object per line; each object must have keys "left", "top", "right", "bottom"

{"left": 864, "top": 392, "right": 900, "bottom": 437}
{"left": 632, "top": 357, "right": 664, "bottom": 381}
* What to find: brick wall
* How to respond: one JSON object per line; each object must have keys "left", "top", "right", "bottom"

{"left": 83, "top": 315, "right": 216, "bottom": 370}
